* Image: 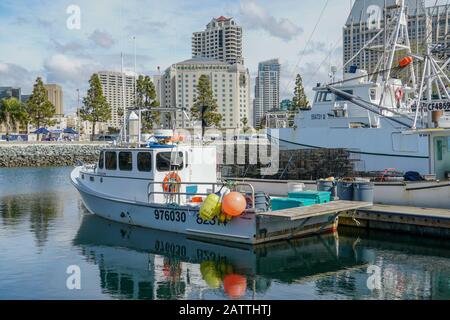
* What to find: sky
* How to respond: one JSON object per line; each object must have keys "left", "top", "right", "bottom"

{"left": 0, "top": 0, "right": 446, "bottom": 114}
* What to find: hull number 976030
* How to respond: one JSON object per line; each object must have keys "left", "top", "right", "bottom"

{"left": 154, "top": 209, "right": 186, "bottom": 223}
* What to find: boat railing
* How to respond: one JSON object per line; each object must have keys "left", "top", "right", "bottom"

{"left": 147, "top": 181, "right": 255, "bottom": 209}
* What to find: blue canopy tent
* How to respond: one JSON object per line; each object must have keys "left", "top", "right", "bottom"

{"left": 33, "top": 128, "right": 50, "bottom": 135}
{"left": 64, "top": 128, "right": 79, "bottom": 135}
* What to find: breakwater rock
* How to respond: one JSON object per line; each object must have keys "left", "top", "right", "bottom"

{"left": 0, "top": 143, "right": 108, "bottom": 168}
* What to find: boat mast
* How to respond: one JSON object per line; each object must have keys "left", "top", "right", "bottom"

{"left": 121, "top": 52, "right": 127, "bottom": 143}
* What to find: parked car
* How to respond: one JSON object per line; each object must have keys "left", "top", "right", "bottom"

{"left": 95, "top": 135, "right": 119, "bottom": 142}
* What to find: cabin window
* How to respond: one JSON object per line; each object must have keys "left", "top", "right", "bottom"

{"left": 105, "top": 152, "right": 117, "bottom": 170}
{"left": 369, "top": 89, "right": 377, "bottom": 100}
{"left": 323, "top": 91, "right": 333, "bottom": 102}
{"left": 119, "top": 152, "right": 133, "bottom": 171}
{"left": 98, "top": 152, "right": 104, "bottom": 169}
{"left": 137, "top": 152, "right": 152, "bottom": 172}
{"left": 156, "top": 152, "right": 184, "bottom": 172}
{"left": 335, "top": 90, "right": 353, "bottom": 101}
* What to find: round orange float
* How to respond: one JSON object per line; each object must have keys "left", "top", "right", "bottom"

{"left": 222, "top": 192, "right": 247, "bottom": 217}
{"left": 223, "top": 274, "right": 247, "bottom": 299}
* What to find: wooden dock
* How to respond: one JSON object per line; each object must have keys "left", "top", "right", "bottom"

{"left": 340, "top": 204, "right": 450, "bottom": 238}
{"left": 255, "top": 201, "right": 371, "bottom": 244}
{"left": 259, "top": 201, "right": 372, "bottom": 221}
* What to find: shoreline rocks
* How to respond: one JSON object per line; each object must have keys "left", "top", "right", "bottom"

{"left": 0, "top": 143, "right": 108, "bottom": 168}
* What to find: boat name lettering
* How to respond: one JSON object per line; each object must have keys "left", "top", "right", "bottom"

{"left": 154, "top": 209, "right": 186, "bottom": 223}
{"left": 311, "top": 114, "right": 326, "bottom": 120}
{"left": 196, "top": 215, "right": 228, "bottom": 226}
{"left": 420, "top": 101, "right": 450, "bottom": 111}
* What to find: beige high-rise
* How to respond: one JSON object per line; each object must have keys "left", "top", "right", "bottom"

{"left": 192, "top": 16, "right": 243, "bottom": 65}
{"left": 97, "top": 71, "right": 136, "bottom": 129}
{"left": 44, "top": 84, "right": 64, "bottom": 116}
{"left": 160, "top": 57, "right": 251, "bottom": 129}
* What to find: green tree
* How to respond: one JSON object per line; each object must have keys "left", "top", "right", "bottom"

{"left": 291, "top": 74, "right": 310, "bottom": 111}
{"left": 0, "top": 97, "right": 27, "bottom": 134}
{"left": 241, "top": 116, "right": 250, "bottom": 133}
{"left": 136, "top": 75, "right": 160, "bottom": 132}
{"left": 191, "top": 75, "right": 222, "bottom": 132}
{"left": 27, "top": 77, "right": 56, "bottom": 137}
{"left": 80, "top": 74, "right": 111, "bottom": 141}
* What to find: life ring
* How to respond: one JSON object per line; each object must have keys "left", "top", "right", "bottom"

{"left": 162, "top": 172, "right": 181, "bottom": 193}
{"left": 395, "top": 88, "right": 404, "bottom": 102}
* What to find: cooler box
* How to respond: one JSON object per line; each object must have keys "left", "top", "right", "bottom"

{"left": 288, "top": 191, "right": 331, "bottom": 204}
{"left": 271, "top": 198, "right": 314, "bottom": 211}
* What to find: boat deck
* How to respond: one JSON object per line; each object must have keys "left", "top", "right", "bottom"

{"left": 259, "top": 201, "right": 372, "bottom": 221}
{"left": 340, "top": 204, "right": 450, "bottom": 238}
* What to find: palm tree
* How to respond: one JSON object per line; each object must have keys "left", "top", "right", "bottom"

{"left": 0, "top": 98, "right": 27, "bottom": 134}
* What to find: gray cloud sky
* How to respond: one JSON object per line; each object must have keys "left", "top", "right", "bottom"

{"left": 239, "top": 0, "right": 303, "bottom": 41}
{"left": 89, "top": 30, "right": 116, "bottom": 49}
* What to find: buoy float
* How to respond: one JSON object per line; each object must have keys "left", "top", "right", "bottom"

{"left": 222, "top": 192, "right": 247, "bottom": 217}
{"left": 399, "top": 56, "right": 413, "bottom": 68}
{"left": 223, "top": 274, "right": 247, "bottom": 299}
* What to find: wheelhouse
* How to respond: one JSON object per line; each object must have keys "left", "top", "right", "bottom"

{"left": 83, "top": 145, "right": 218, "bottom": 205}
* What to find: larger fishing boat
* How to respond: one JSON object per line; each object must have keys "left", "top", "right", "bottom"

{"left": 268, "top": 0, "right": 450, "bottom": 179}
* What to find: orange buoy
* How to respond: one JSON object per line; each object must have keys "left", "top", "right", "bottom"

{"left": 399, "top": 56, "right": 413, "bottom": 68}
{"left": 223, "top": 274, "right": 247, "bottom": 299}
{"left": 222, "top": 192, "right": 247, "bottom": 217}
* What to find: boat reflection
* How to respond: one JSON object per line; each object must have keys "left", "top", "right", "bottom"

{"left": 74, "top": 214, "right": 369, "bottom": 300}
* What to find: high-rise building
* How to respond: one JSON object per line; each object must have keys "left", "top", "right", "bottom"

{"left": 192, "top": 16, "right": 243, "bottom": 65}
{"left": 97, "top": 71, "right": 136, "bottom": 129}
{"left": 343, "top": 0, "right": 450, "bottom": 73}
{"left": 160, "top": 57, "right": 251, "bottom": 129}
{"left": 253, "top": 59, "right": 281, "bottom": 127}
{"left": 0, "top": 87, "right": 22, "bottom": 101}
{"left": 44, "top": 84, "right": 64, "bottom": 116}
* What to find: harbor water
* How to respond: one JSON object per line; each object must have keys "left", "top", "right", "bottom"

{"left": 1, "top": 167, "right": 450, "bottom": 300}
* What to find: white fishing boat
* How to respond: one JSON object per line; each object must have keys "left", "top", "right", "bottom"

{"left": 70, "top": 136, "right": 370, "bottom": 245}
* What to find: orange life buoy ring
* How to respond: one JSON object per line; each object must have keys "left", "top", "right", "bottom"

{"left": 395, "top": 88, "right": 404, "bottom": 102}
{"left": 162, "top": 172, "right": 181, "bottom": 193}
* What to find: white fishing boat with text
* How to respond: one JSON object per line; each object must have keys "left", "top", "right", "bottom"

{"left": 70, "top": 134, "right": 369, "bottom": 245}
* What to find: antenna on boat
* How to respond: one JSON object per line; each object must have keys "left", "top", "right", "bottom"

{"left": 121, "top": 52, "right": 127, "bottom": 144}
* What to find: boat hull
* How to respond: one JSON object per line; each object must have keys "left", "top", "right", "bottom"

{"left": 71, "top": 167, "right": 339, "bottom": 244}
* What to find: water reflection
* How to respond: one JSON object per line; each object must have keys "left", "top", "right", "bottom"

{"left": 73, "top": 215, "right": 369, "bottom": 300}
{"left": 0, "top": 193, "right": 63, "bottom": 248}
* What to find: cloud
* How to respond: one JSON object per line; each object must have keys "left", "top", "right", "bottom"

{"left": 88, "top": 29, "right": 115, "bottom": 49}
{"left": 0, "top": 62, "right": 37, "bottom": 93}
{"left": 51, "top": 39, "right": 86, "bottom": 54}
{"left": 125, "top": 20, "right": 167, "bottom": 35}
{"left": 239, "top": 1, "right": 303, "bottom": 41}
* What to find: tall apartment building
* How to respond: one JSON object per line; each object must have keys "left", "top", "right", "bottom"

{"left": 44, "top": 84, "right": 64, "bottom": 116}
{"left": 97, "top": 71, "right": 136, "bottom": 129}
{"left": 192, "top": 16, "right": 243, "bottom": 65}
{"left": 160, "top": 57, "right": 251, "bottom": 129}
{"left": 253, "top": 59, "right": 281, "bottom": 127}
{"left": 0, "top": 87, "right": 21, "bottom": 101}
{"left": 343, "top": 0, "right": 450, "bottom": 73}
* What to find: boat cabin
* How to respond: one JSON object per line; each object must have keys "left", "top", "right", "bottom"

{"left": 81, "top": 144, "right": 218, "bottom": 205}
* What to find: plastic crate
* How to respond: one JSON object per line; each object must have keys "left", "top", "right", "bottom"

{"left": 288, "top": 191, "right": 331, "bottom": 204}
